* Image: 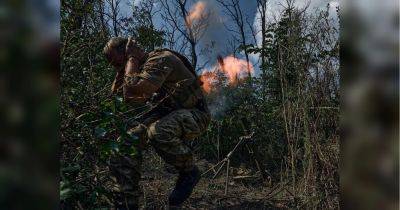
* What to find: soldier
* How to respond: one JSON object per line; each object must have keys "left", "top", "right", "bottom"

{"left": 103, "top": 37, "right": 211, "bottom": 209}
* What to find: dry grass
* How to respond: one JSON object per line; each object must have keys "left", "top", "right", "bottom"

{"left": 139, "top": 150, "right": 304, "bottom": 209}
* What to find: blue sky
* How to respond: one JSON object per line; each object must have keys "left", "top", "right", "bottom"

{"left": 112, "top": 0, "right": 339, "bottom": 72}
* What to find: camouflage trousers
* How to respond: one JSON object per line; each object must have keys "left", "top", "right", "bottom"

{"left": 109, "top": 108, "right": 210, "bottom": 209}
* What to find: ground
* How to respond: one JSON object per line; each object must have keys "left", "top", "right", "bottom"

{"left": 139, "top": 149, "right": 294, "bottom": 209}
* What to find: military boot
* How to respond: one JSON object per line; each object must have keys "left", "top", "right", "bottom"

{"left": 168, "top": 166, "right": 201, "bottom": 207}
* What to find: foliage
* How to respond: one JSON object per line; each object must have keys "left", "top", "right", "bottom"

{"left": 61, "top": 1, "right": 339, "bottom": 209}
{"left": 60, "top": 0, "right": 165, "bottom": 208}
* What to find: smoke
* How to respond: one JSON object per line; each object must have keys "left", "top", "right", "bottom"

{"left": 193, "top": 0, "right": 228, "bottom": 59}
{"left": 185, "top": 0, "right": 257, "bottom": 117}
{"left": 200, "top": 55, "right": 254, "bottom": 117}
{"left": 195, "top": 0, "right": 258, "bottom": 60}
{"left": 208, "top": 94, "right": 228, "bottom": 118}
{"left": 186, "top": 1, "right": 207, "bottom": 27}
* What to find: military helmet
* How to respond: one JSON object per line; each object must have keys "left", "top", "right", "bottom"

{"left": 103, "top": 37, "right": 128, "bottom": 61}
{"left": 104, "top": 37, "right": 143, "bottom": 61}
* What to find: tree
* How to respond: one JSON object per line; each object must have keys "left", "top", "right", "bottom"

{"left": 217, "top": 0, "right": 252, "bottom": 76}
{"left": 60, "top": 0, "right": 340, "bottom": 208}
{"left": 105, "top": 0, "right": 122, "bottom": 36}
{"left": 159, "top": 0, "right": 211, "bottom": 70}
{"left": 122, "top": 0, "right": 165, "bottom": 51}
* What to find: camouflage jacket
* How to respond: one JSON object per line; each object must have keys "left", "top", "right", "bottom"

{"left": 124, "top": 49, "right": 208, "bottom": 114}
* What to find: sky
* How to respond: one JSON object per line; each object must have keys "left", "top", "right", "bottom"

{"left": 114, "top": 0, "right": 339, "bottom": 72}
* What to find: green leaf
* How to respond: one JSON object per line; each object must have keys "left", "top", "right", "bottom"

{"left": 110, "top": 141, "right": 119, "bottom": 152}
{"left": 60, "top": 188, "right": 72, "bottom": 201}
{"left": 116, "top": 96, "right": 123, "bottom": 103}
{"left": 128, "top": 133, "right": 139, "bottom": 142}
{"left": 94, "top": 127, "right": 107, "bottom": 138}
{"left": 128, "top": 146, "right": 137, "bottom": 156}
{"left": 60, "top": 181, "right": 72, "bottom": 201}
{"left": 104, "top": 112, "right": 114, "bottom": 117}
{"left": 61, "top": 165, "right": 81, "bottom": 173}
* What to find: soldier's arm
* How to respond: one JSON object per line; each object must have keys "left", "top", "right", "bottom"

{"left": 123, "top": 55, "right": 172, "bottom": 103}
{"left": 111, "top": 69, "right": 125, "bottom": 94}
{"left": 123, "top": 77, "right": 158, "bottom": 103}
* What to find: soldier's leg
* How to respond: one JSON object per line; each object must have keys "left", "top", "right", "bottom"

{"left": 147, "top": 109, "right": 210, "bottom": 206}
{"left": 146, "top": 109, "right": 209, "bottom": 172}
{"left": 109, "top": 150, "right": 142, "bottom": 210}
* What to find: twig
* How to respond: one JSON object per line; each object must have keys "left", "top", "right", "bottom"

{"left": 224, "top": 159, "right": 230, "bottom": 195}
{"left": 203, "top": 132, "right": 254, "bottom": 177}
{"left": 212, "top": 160, "right": 227, "bottom": 179}
{"left": 232, "top": 175, "right": 259, "bottom": 180}
{"left": 201, "top": 160, "right": 224, "bottom": 176}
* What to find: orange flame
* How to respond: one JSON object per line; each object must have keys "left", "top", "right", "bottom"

{"left": 200, "top": 55, "right": 254, "bottom": 93}
{"left": 186, "top": 1, "right": 207, "bottom": 26}
{"left": 200, "top": 71, "right": 217, "bottom": 93}
{"left": 219, "top": 55, "right": 254, "bottom": 84}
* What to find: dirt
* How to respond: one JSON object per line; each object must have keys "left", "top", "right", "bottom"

{"left": 139, "top": 150, "right": 292, "bottom": 209}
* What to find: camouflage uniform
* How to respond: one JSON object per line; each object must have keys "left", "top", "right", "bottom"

{"left": 109, "top": 49, "right": 210, "bottom": 209}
